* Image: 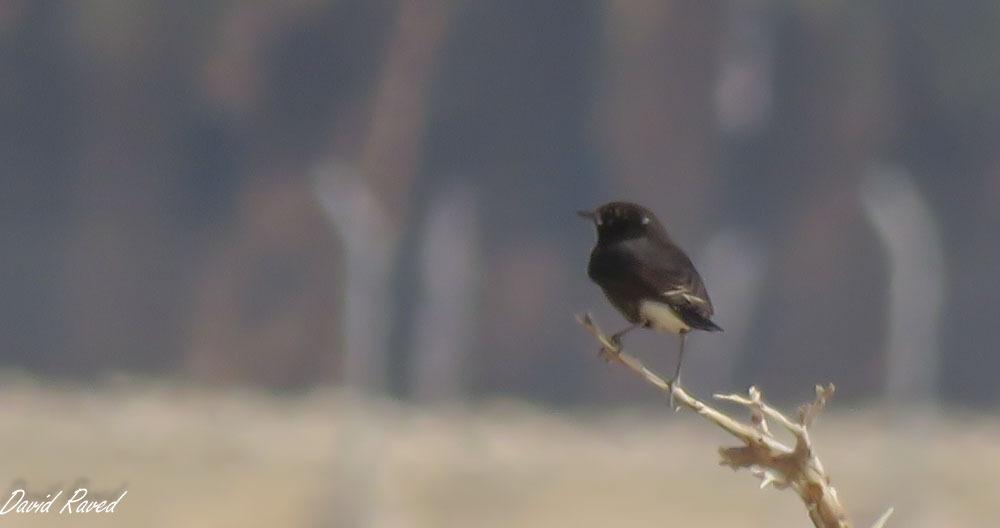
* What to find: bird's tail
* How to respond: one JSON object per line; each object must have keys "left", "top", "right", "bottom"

{"left": 688, "top": 313, "right": 723, "bottom": 332}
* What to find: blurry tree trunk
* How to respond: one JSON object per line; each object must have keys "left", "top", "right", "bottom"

{"left": 737, "top": 4, "right": 896, "bottom": 400}
{"left": 357, "top": 0, "right": 455, "bottom": 398}
{"left": 68, "top": 2, "right": 209, "bottom": 374}
{"left": 362, "top": 0, "right": 454, "bottom": 223}
{"left": 596, "top": 0, "right": 726, "bottom": 238}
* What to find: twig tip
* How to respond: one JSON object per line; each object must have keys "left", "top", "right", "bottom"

{"left": 870, "top": 507, "right": 894, "bottom": 528}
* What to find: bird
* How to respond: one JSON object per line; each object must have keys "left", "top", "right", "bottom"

{"left": 579, "top": 201, "right": 721, "bottom": 403}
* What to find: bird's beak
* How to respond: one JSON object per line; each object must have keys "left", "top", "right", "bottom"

{"left": 576, "top": 210, "right": 596, "bottom": 223}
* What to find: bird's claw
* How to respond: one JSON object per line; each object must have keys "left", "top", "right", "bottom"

{"left": 597, "top": 333, "right": 625, "bottom": 363}
{"left": 668, "top": 380, "right": 683, "bottom": 411}
{"left": 597, "top": 345, "right": 619, "bottom": 363}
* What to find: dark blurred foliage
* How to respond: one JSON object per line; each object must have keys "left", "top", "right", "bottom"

{"left": 0, "top": 0, "right": 998, "bottom": 404}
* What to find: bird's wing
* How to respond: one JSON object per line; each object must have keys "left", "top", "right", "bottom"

{"left": 638, "top": 263, "right": 714, "bottom": 318}
{"left": 640, "top": 261, "right": 721, "bottom": 332}
{"left": 621, "top": 238, "right": 715, "bottom": 319}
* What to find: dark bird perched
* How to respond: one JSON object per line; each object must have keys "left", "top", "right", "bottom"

{"left": 579, "top": 201, "right": 721, "bottom": 401}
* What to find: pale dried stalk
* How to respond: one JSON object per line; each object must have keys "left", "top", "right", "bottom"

{"left": 577, "top": 312, "right": 893, "bottom": 528}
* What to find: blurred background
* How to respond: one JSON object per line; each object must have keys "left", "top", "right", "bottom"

{"left": 2, "top": 0, "right": 999, "bottom": 526}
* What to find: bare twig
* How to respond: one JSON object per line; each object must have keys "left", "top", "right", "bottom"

{"left": 577, "top": 312, "right": 891, "bottom": 528}
{"left": 870, "top": 507, "right": 894, "bottom": 528}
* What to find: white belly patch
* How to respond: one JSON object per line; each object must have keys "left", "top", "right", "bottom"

{"left": 639, "top": 300, "right": 690, "bottom": 334}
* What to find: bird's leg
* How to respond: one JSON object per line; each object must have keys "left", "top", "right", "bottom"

{"left": 610, "top": 323, "right": 640, "bottom": 347}
{"left": 599, "top": 323, "right": 640, "bottom": 362}
{"left": 668, "top": 331, "right": 688, "bottom": 410}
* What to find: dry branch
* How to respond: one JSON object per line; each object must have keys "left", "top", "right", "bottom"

{"left": 577, "top": 312, "right": 893, "bottom": 528}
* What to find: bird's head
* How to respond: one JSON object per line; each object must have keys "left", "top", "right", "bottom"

{"left": 577, "top": 201, "right": 663, "bottom": 242}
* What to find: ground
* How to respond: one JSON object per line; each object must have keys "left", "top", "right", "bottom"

{"left": 0, "top": 375, "right": 996, "bottom": 527}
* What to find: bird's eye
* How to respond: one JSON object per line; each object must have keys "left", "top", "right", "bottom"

{"left": 641, "top": 216, "right": 650, "bottom": 225}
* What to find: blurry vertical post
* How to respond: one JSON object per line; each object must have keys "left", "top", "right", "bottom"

{"left": 861, "top": 164, "right": 945, "bottom": 405}
{"left": 411, "top": 182, "right": 481, "bottom": 401}
{"left": 314, "top": 165, "right": 395, "bottom": 391}
{"left": 698, "top": 229, "right": 767, "bottom": 388}
{"left": 314, "top": 165, "right": 396, "bottom": 527}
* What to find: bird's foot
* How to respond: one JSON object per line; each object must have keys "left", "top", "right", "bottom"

{"left": 597, "top": 344, "right": 620, "bottom": 363}
{"left": 597, "top": 333, "right": 625, "bottom": 363}
{"left": 668, "top": 378, "right": 683, "bottom": 411}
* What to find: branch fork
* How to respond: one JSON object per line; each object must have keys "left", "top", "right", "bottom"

{"left": 577, "top": 312, "right": 893, "bottom": 528}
